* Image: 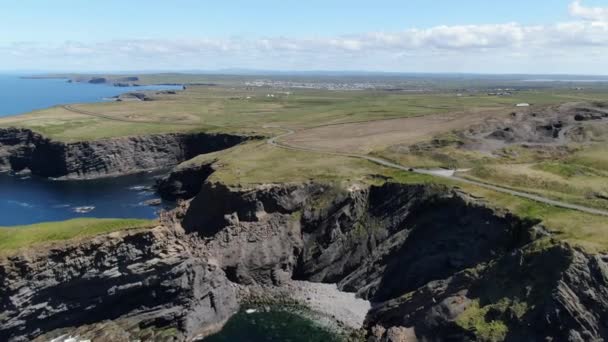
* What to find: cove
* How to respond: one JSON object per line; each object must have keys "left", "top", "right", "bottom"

{"left": 0, "top": 171, "right": 169, "bottom": 226}
{"left": 0, "top": 75, "right": 184, "bottom": 225}
{"left": 203, "top": 309, "right": 342, "bottom": 342}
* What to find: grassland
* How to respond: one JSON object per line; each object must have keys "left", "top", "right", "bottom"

{"left": 379, "top": 140, "right": 608, "bottom": 212}
{"left": 2, "top": 84, "right": 605, "bottom": 142}
{"left": 0, "top": 218, "right": 155, "bottom": 253}
{"left": 179, "top": 140, "right": 397, "bottom": 185}
{"left": 1, "top": 75, "right": 607, "bottom": 252}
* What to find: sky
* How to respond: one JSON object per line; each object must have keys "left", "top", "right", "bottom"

{"left": 2, "top": 0, "right": 608, "bottom": 74}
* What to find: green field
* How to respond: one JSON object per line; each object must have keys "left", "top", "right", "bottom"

{"left": 2, "top": 83, "right": 606, "bottom": 142}
{"left": 0, "top": 218, "right": 155, "bottom": 253}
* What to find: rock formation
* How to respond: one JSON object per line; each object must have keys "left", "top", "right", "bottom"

{"left": 156, "top": 160, "right": 216, "bottom": 201}
{"left": 0, "top": 225, "right": 238, "bottom": 342}
{"left": 0, "top": 128, "right": 250, "bottom": 179}
{"left": 1, "top": 180, "right": 607, "bottom": 341}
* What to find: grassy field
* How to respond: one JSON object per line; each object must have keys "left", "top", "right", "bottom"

{"left": 0, "top": 218, "right": 155, "bottom": 253}
{"left": 2, "top": 84, "right": 606, "bottom": 142}
{"left": 180, "top": 140, "right": 397, "bottom": 185}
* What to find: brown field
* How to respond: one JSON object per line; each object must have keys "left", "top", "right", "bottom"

{"left": 283, "top": 108, "right": 508, "bottom": 154}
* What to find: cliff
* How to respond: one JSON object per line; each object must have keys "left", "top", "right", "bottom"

{"left": 0, "top": 128, "right": 250, "bottom": 179}
{"left": 1, "top": 180, "right": 607, "bottom": 341}
{"left": 156, "top": 160, "right": 216, "bottom": 201}
{"left": 0, "top": 225, "right": 238, "bottom": 342}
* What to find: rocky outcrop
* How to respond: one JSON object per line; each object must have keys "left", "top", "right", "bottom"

{"left": 181, "top": 181, "right": 608, "bottom": 341}
{"left": 295, "top": 183, "right": 542, "bottom": 302}
{"left": 71, "top": 76, "right": 139, "bottom": 85}
{"left": 88, "top": 77, "right": 107, "bottom": 84}
{"left": 455, "top": 102, "right": 608, "bottom": 153}
{"left": 1, "top": 180, "right": 608, "bottom": 341}
{"left": 156, "top": 160, "right": 216, "bottom": 201}
{"left": 115, "top": 92, "right": 153, "bottom": 101}
{"left": 365, "top": 242, "right": 608, "bottom": 342}
{"left": 0, "top": 128, "right": 250, "bottom": 179}
{"left": 0, "top": 226, "right": 238, "bottom": 342}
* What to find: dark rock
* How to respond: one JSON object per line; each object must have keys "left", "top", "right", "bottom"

{"left": 0, "top": 128, "right": 252, "bottom": 179}
{"left": 117, "top": 92, "right": 152, "bottom": 101}
{"left": 574, "top": 112, "right": 605, "bottom": 121}
{"left": 1, "top": 180, "right": 607, "bottom": 342}
{"left": 0, "top": 226, "right": 238, "bottom": 342}
{"left": 156, "top": 161, "right": 216, "bottom": 201}
{"left": 88, "top": 77, "right": 107, "bottom": 84}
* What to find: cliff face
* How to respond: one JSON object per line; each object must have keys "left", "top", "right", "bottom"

{"left": 365, "top": 243, "right": 608, "bottom": 342}
{"left": 180, "top": 181, "right": 608, "bottom": 342}
{"left": 1, "top": 181, "right": 607, "bottom": 341}
{"left": 156, "top": 160, "right": 216, "bottom": 201}
{"left": 0, "top": 226, "right": 238, "bottom": 342}
{"left": 0, "top": 128, "right": 249, "bottom": 179}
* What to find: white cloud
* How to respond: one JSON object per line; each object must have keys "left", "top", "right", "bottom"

{"left": 2, "top": 1, "right": 608, "bottom": 73}
{"left": 570, "top": 0, "right": 608, "bottom": 21}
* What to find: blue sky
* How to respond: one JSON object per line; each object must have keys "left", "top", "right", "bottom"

{"left": 1, "top": 0, "right": 582, "bottom": 40}
{"left": 2, "top": 0, "right": 608, "bottom": 73}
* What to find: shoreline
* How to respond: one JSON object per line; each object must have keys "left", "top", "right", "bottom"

{"left": 238, "top": 280, "right": 371, "bottom": 332}
{"left": 286, "top": 280, "right": 371, "bottom": 330}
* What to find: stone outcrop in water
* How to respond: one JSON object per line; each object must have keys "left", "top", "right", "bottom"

{"left": 1, "top": 180, "right": 608, "bottom": 341}
{"left": 0, "top": 128, "right": 250, "bottom": 179}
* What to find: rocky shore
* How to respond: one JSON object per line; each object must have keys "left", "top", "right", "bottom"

{"left": 1, "top": 175, "right": 606, "bottom": 341}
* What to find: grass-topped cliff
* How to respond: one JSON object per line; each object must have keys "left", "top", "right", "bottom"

{"left": 0, "top": 74, "right": 607, "bottom": 253}
{"left": 0, "top": 218, "right": 154, "bottom": 254}
{"left": 0, "top": 73, "right": 608, "bottom": 340}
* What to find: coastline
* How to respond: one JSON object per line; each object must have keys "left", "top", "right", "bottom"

{"left": 0, "top": 74, "right": 183, "bottom": 119}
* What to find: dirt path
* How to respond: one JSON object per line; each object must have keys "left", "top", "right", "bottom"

{"left": 269, "top": 126, "right": 608, "bottom": 217}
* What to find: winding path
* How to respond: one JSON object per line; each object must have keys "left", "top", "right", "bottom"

{"left": 268, "top": 126, "right": 608, "bottom": 217}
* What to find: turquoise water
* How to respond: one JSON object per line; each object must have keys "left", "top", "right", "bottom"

{"left": 204, "top": 309, "right": 342, "bottom": 342}
{"left": 0, "top": 74, "right": 180, "bottom": 117}
{"left": 0, "top": 75, "right": 181, "bottom": 226}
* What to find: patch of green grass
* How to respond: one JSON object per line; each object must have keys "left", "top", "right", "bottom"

{"left": 569, "top": 145, "right": 608, "bottom": 172}
{"left": 456, "top": 299, "right": 509, "bottom": 342}
{"left": 534, "top": 161, "right": 602, "bottom": 178}
{"left": 0, "top": 218, "right": 155, "bottom": 253}
{"left": 463, "top": 157, "right": 608, "bottom": 211}
{"left": 181, "top": 141, "right": 398, "bottom": 186}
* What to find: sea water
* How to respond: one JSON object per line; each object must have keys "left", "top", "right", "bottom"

{"left": 0, "top": 74, "right": 180, "bottom": 117}
{"left": 0, "top": 75, "right": 180, "bottom": 225}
